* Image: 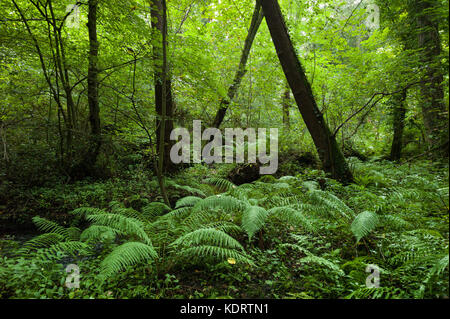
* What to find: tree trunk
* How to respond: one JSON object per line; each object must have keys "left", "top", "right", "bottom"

{"left": 260, "top": 0, "right": 353, "bottom": 183}
{"left": 390, "top": 89, "right": 407, "bottom": 161}
{"left": 282, "top": 82, "right": 290, "bottom": 129}
{"left": 414, "top": 0, "right": 448, "bottom": 155}
{"left": 85, "top": 0, "right": 101, "bottom": 169}
{"left": 154, "top": 0, "right": 171, "bottom": 207}
{"left": 212, "top": 1, "right": 264, "bottom": 128}
{"left": 151, "top": 0, "right": 175, "bottom": 172}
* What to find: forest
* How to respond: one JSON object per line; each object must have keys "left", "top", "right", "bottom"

{"left": 0, "top": 0, "right": 448, "bottom": 300}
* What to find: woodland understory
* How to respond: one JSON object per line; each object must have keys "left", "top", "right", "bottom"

{"left": 0, "top": 0, "right": 448, "bottom": 299}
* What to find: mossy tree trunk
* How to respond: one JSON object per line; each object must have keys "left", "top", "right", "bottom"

{"left": 212, "top": 0, "right": 264, "bottom": 128}
{"left": 260, "top": 0, "right": 353, "bottom": 183}
{"left": 390, "top": 89, "right": 407, "bottom": 161}
{"left": 151, "top": 0, "right": 175, "bottom": 173}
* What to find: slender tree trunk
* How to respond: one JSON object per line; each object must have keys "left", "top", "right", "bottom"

{"left": 390, "top": 89, "right": 407, "bottom": 161}
{"left": 85, "top": 0, "right": 101, "bottom": 169}
{"left": 13, "top": 0, "right": 78, "bottom": 172}
{"left": 261, "top": 0, "right": 353, "bottom": 183}
{"left": 151, "top": 0, "right": 174, "bottom": 173}
{"left": 212, "top": 1, "right": 264, "bottom": 128}
{"left": 282, "top": 82, "right": 290, "bottom": 129}
{"left": 413, "top": 0, "right": 448, "bottom": 155}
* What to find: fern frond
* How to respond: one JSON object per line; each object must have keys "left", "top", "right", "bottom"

{"left": 44, "top": 241, "right": 91, "bottom": 257}
{"left": 17, "top": 233, "right": 65, "bottom": 256}
{"left": 268, "top": 206, "right": 316, "bottom": 232}
{"left": 300, "top": 255, "right": 344, "bottom": 275}
{"left": 177, "top": 245, "right": 253, "bottom": 265}
{"left": 32, "top": 216, "right": 71, "bottom": 238}
{"left": 351, "top": 211, "right": 379, "bottom": 242}
{"left": 192, "top": 195, "right": 248, "bottom": 213}
{"left": 241, "top": 206, "right": 269, "bottom": 240}
{"left": 175, "top": 196, "right": 203, "bottom": 209}
{"left": 172, "top": 228, "right": 243, "bottom": 251}
{"left": 80, "top": 225, "right": 121, "bottom": 242}
{"left": 141, "top": 202, "right": 171, "bottom": 219}
{"left": 71, "top": 207, "right": 106, "bottom": 218}
{"left": 380, "top": 215, "right": 412, "bottom": 231}
{"left": 167, "top": 181, "right": 207, "bottom": 197}
{"left": 86, "top": 213, "right": 151, "bottom": 245}
{"left": 100, "top": 242, "right": 158, "bottom": 279}
{"left": 309, "top": 190, "right": 354, "bottom": 220}
{"left": 204, "top": 177, "right": 236, "bottom": 192}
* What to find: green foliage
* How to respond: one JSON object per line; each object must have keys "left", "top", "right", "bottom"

{"left": 351, "top": 211, "right": 380, "bottom": 242}
{"left": 241, "top": 206, "right": 269, "bottom": 240}
{"left": 100, "top": 242, "right": 158, "bottom": 279}
{"left": 1, "top": 158, "right": 448, "bottom": 299}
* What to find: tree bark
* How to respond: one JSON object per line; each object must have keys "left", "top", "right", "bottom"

{"left": 85, "top": 0, "right": 101, "bottom": 169}
{"left": 389, "top": 89, "right": 407, "bottom": 161}
{"left": 413, "top": 0, "right": 448, "bottom": 155}
{"left": 212, "top": 1, "right": 264, "bottom": 128}
{"left": 151, "top": 0, "right": 175, "bottom": 172}
{"left": 282, "top": 82, "right": 291, "bottom": 129}
{"left": 260, "top": 0, "right": 353, "bottom": 183}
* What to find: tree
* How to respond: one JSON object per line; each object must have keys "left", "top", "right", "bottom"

{"left": 211, "top": 0, "right": 264, "bottom": 128}
{"left": 390, "top": 89, "right": 407, "bottom": 161}
{"left": 84, "top": 0, "right": 102, "bottom": 172}
{"left": 410, "top": 0, "right": 449, "bottom": 155}
{"left": 11, "top": 0, "right": 80, "bottom": 172}
{"left": 151, "top": 0, "right": 171, "bottom": 206}
{"left": 151, "top": 0, "right": 175, "bottom": 173}
{"left": 282, "top": 82, "right": 291, "bottom": 129}
{"left": 260, "top": 0, "right": 353, "bottom": 183}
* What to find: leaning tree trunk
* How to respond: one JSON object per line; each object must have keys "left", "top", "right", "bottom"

{"left": 282, "top": 82, "right": 291, "bottom": 129}
{"left": 414, "top": 0, "right": 449, "bottom": 155}
{"left": 390, "top": 89, "right": 407, "bottom": 161}
{"left": 212, "top": 0, "right": 264, "bottom": 128}
{"left": 85, "top": 0, "right": 101, "bottom": 171}
{"left": 260, "top": 0, "right": 353, "bottom": 183}
{"left": 151, "top": 0, "right": 175, "bottom": 173}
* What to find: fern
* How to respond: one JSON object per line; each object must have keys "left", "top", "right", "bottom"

{"left": 300, "top": 255, "right": 344, "bottom": 276}
{"left": 268, "top": 206, "right": 316, "bottom": 232}
{"left": 192, "top": 195, "right": 248, "bottom": 213}
{"left": 100, "top": 242, "right": 158, "bottom": 279}
{"left": 86, "top": 213, "right": 151, "bottom": 245}
{"left": 32, "top": 216, "right": 80, "bottom": 240}
{"left": 171, "top": 228, "right": 252, "bottom": 265}
{"left": 309, "top": 190, "right": 354, "bottom": 220}
{"left": 17, "top": 233, "right": 65, "bottom": 256}
{"left": 175, "top": 196, "right": 203, "bottom": 208}
{"left": 177, "top": 245, "right": 253, "bottom": 264}
{"left": 241, "top": 206, "right": 269, "bottom": 240}
{"left": 141, "top": 202, "right": 171, "bottom": 218}
{"left": 351, "top": 211, "right": 379, "bottom": 242}
{"left": 172, "top": 228, "right": 243, "bottom": 250}
{"left": 204, "top": 177, "right": 236, "bottom": 192}
{"left": 80, "top": 225, "right": 121, "bottom": 242}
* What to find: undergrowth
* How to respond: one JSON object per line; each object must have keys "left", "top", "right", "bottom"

{"left": 0, "top": 159, "right": 448, "bottom": 299}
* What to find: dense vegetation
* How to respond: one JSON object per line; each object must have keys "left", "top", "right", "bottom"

{"left": 0, "top": 0, "right": 448, "bottom": 299}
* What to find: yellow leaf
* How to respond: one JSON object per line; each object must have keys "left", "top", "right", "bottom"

{"left": 227, "top": 258, "right": 236, "bottom": 265}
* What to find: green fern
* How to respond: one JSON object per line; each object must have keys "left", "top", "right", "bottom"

{"left": 100, "top": 242, "right": 158, "bottom": 279}
{"left": 175, "top": 196, "right": 203, "bottom": 208}
{"left": 268, "top": 206, "right": 316, "bottom": 232}
{"left": 241, "top": 206, "right": 269, "bottom": 240}
{"left": 86, "top": 213, "right": 151, "bottom": 245}
{"left": 351, "top": 211, "right": 379, "bottom": 242}
{"left": 204, "top": 177, "right": 236, "bottom": 192}
{"left": 172, "top": 228, "right": 243, "bottom": 250}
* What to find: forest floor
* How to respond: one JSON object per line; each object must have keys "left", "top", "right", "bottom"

{"left": 0, "top": 158, "right": 448, "bottom": 299}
